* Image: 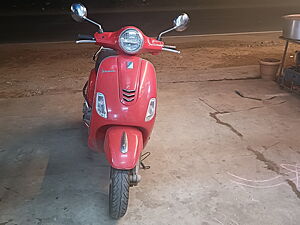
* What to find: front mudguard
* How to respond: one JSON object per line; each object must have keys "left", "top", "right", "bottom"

{"left": 104, "top": 126, "right": 143, "bottom": 170}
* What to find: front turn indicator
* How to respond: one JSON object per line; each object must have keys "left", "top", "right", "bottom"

{"left": 145, "top": 98, "right": 156, "bottom": 122}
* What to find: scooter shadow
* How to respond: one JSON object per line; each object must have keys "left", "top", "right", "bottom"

{"left": 0, "top": 119, "right": 119, "bottom": 224}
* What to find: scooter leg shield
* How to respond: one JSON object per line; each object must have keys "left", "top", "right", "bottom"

{"left": 104, "top": 126, "right": 143, "bottom": 170}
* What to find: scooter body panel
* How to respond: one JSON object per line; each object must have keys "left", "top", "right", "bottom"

{"left": 88, "top": 55, "right": 157, "bottom": 155}
{"left": 87, "top": 68, "right": 97, "bottom": 106}
{"left": 104, "top": 126, "right": 143, "bottom": 169}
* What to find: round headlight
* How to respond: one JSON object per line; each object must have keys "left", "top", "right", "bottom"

{"left": 119, "top": 28, "right": 144, "bottom": 54}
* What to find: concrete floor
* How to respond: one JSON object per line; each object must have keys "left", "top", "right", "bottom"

{"left": 1, "top": 66, "right": 300, "bottom": 224}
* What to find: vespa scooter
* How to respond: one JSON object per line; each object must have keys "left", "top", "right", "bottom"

{"left": 71, "top": 3, "right": 190, "bottom": 219}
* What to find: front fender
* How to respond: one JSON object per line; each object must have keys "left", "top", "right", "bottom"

{"left": 104, "top": 126, "right": 143, "bottom": 170}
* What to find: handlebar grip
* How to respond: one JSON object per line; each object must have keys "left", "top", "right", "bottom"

{"left": 78, "top": 34, "right": 95, "bottom": 40}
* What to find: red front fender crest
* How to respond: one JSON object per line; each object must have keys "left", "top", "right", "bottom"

{"left": 104, "top": 126, "right": 143, "bottom": 170}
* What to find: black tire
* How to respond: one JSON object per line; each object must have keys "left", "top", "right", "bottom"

{"left": 109, "top": 167, "right": 130, "bottom": 219}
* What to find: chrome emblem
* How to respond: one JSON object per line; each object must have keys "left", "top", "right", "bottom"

{"left": 120, "top": 132, "right": 128, "bottom": 154}
{"left": 127, "top": 62, "right": 133, "bottom": 69}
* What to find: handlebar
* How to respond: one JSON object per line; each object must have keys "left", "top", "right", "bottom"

{"left": 75, "top": 33, "right": 180, "bottom": 54}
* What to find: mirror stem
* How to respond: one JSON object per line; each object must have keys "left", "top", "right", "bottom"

{"left": 83, "top": 16, "right": 103, "bottom": 33}
{"left": 157, "top": 26, "right": 177, "bottom": 41}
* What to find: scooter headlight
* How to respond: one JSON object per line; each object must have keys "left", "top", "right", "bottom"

{"left": 96, "top": 92, "right": 107, "bottom": 118}
{"left": 145, "top": 98, "right": 156, "bottom": 122}
{"left": 119, "top": 28, "right": 144, "bottom": 54}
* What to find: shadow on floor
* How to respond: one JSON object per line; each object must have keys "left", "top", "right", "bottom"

{"left": 0, "top": 120, "right": 118, "bottom": 225}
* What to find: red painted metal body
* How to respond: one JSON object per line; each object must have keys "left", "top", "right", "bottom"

{"left": 87, "top": 68, "right": 96, "bottom": 106}
{"left": 86, "top": 27, "right": 162, "bottom": 169}
{"left": 104, "top": 126, "right": 143, "bottom": 169}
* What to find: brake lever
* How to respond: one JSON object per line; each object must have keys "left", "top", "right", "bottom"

{"left": 76, "top": 40, "right": 97, "bottom": 44}
{"left": 162, "top": 47, "right": 180, "bottom": 54}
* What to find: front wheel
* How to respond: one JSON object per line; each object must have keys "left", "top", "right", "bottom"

{"left": 109, "top": 167, "right": 130, "bottom": 219}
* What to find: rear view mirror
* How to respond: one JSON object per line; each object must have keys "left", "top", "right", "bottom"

{"left": 71, "top": 3, "right": 87, "bottom": 22}
{"left": 173, "top": 13, "right": 190, "bottom": 32}
{"left": 70, "top": 3, "right": 103, "bottom": 32}
{"left": 157, "top": 13, "right": 190, "bottom": 40}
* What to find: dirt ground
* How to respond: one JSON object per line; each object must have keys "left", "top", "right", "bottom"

{"left": 1, "top": 32, "right": 300, "bottom": 225}
{"left": 0, "top": 32, "right": 297, "bottom": 99}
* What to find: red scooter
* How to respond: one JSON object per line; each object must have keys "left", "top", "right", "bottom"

{"left": 71, "top": 3, "right": 189, "bottom": 219}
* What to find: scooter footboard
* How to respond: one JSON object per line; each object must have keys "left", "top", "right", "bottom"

{"left": 104, "top": 126, "right": 143, "bottom": 170}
